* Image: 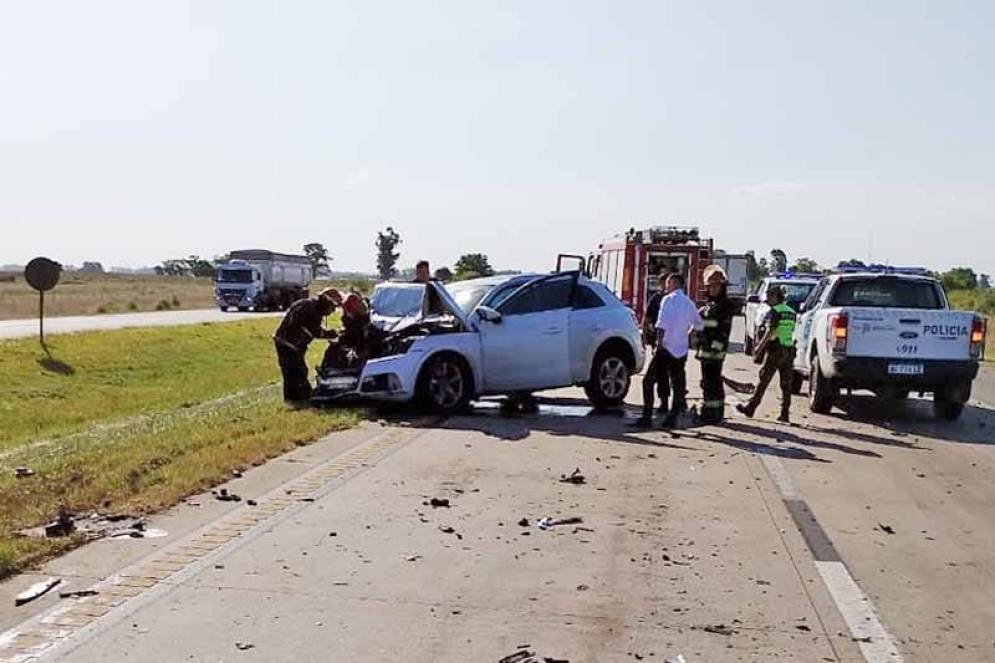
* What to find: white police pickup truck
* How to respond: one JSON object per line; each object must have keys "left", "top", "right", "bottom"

{"left": 792, "top": 267, "right": 986, "bottom": 420}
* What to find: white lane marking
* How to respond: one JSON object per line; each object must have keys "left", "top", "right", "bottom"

{"left": 760, "top": 454, "right": 799, "bottom": 499}
{"left": 815, "top": 561, "right": 904, "bottom": 662}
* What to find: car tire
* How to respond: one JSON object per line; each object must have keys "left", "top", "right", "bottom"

{"left": 415, "top": 353, "right": 472, "bottom": 415}
{"left": 585, "top": 346, "right": 632, "bottom": 410}
{"left": 808, "top": 355, "right": 835, "bottom": 414}
{"left": 933, "top": 388, "right": 964, "bottom": 421}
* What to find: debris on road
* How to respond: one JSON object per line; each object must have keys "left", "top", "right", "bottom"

{"left": 517, "top": 518, "right": 530, "bottom": 527}
{"left": 13, "top": 467, "right": 35, "bottom": 478}
{"left": 559, "top": 469, "right": 586, "bottom": 485}
{"left": 405, "top": 555, "right": 422, "bottom": 562}
{"left": 702, "top": 623, "right": 735, "bottom": 636}
{"left": 15, "top": 577, "right": 61, "bottom": 606}
{"left": 235, "top": 642, "right": 255, "bottom": 651}
{"left": 438, "top": 525, "right": 463, "bottom": 540}
{"left": 232, "top": 469, "right": 243, "bottom": 478}
{"left": 214, "top": 488, "right": 242, "bottom": 502}
{"left": 664, "top": 656, "right": 687, "bottom": 663}
{"left": 498, "top": 648, "right": 537, "bottom": 663}
{"left": 723, "top": 376, "right": 755, "bottom": 394}
{"left": 537, "top": 516, "right": 583, "bottom": 530}
{"left": 59, "top": 589, "right": 99, "bottom": 599}
{"left": 44, "top": 509, "right": 76, "bottom": 538}
{"left": 426, "top": 497, "right": 451, "bottom": 508}
{"left": 795, "top": 624, "right": 811, "bottom": 632}
{"left": 247, "top": 499, "right": 258, "bottom": 506}
{"left": 878, "top": 523, "right": 896, "bottom": 535}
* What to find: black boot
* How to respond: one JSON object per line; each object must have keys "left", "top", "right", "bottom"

{"left": 736, "top": 403, "right": 755, "bottom": 418}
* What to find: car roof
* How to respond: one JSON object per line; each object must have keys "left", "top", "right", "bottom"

{"left": 831, "top": 272, "right": 937, "bottom": 282}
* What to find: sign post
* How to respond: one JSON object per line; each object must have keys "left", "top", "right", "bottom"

{"left": 24, "top": 257, "right": 62, "bottom": 352}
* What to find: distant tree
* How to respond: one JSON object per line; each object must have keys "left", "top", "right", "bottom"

{"left": 434, "top": 266, "right": 454, "bottom": 282}
{"left": 375, "top": 226, "right": 402, "bottom": 280}
{"left": 155, "top": 259, "right": 188, "bottom": 276}
{"left": 79, "top": 261, "right": 105, "bottom": 274}
{"left": 185, "top": 255, "right": 216, "bottom": 278}
{"left": 303, "top": 243, "right": 331, "bottom": 275}
{"left": 940, "top": 267, "right": 978, "bottom": 291}
{"left": 770, "top": 249, "right": 788, "bottom": 273}
{"left": 454, "top": 253, "right": 494, "bottom": 280}
{"left": 980, "top": 274, "right": 992, "bottom": 290}
{"left": 836, "top": 258, "right": 866, "bottom": 271}
{"left": 790, "top": 257, "right": 820, "bottom": 274}
{"left": 745, "top": 251, "right": 769, "bottom": 285}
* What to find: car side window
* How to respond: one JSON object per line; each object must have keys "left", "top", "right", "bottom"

{"left": 573, "top": 285, "right": 605, "bottom": 310}
{"left": 500, "top": 276, "right": 574, "bottom": 316}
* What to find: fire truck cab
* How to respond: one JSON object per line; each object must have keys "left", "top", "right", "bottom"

{"left": 589, "top": 226, "right": 714, "bottom": 324}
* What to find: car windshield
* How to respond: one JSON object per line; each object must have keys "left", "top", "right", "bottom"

{"left": 371, "top": 286, "right": 424, "bottom": 317}
{"left": 446, "top": 282, "right": 496, "bottom": 313}
{"left": 774, "top": 282, "right": 817, "bottom": 307}
{"left": 216, "top": 269, "right": 253, "bottom": 284}
{"left": 829, "top": 278, "right": 943, "bottom": 309}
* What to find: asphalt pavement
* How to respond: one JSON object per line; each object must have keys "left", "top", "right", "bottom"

{"left": 2, "top": 337, "right": 993, "bottom": 662}
{"left": 0, "top": 309, "right": 282, "bottom": 340}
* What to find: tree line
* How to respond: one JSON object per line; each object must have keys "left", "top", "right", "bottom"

{"left": 745, "top": 249, "right": 991, "bottom": 292}
{"left": 155, "top": 227, "right": 499, "bottom": 283}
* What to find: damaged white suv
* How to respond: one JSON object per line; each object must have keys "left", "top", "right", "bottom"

{"left": 312, "top": 272, "right": 645, "bottom": 413}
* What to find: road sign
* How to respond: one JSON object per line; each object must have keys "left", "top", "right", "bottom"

{"left": 23, "top": 257, "right": 62, "bottom": 350}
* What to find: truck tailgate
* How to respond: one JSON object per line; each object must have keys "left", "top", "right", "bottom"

{"left": 845, "top": 308, "right": 974, "bottom": 361}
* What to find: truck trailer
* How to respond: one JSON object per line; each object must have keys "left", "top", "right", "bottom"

{"left": 215, "top": 250, "right": 313, "bottom": 312}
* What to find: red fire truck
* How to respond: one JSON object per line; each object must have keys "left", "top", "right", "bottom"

{"left": 589, "top": 226, "right": 726, "bottom": 323}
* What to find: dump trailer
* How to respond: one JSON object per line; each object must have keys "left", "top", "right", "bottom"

{"left": 214, "top": 250, "right": 313, "bottom": 312}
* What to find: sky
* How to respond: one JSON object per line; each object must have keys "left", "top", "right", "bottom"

{"left": 1, "top": 0, "right": 992, "bottom": 275}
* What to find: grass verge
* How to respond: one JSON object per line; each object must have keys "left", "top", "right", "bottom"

{"left": 0, "top": 319, "right": 358, "bottom": 578}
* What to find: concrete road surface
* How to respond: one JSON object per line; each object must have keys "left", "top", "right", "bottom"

{"left": 0, "top": 309, "right": 282, "bottom": 340}
{"left": 2, "top": 338, "right": 994, "bottom": 662}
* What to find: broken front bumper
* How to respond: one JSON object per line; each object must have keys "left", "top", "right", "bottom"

{"left": 311, "top": 351, "right": 423, "bottom": 405}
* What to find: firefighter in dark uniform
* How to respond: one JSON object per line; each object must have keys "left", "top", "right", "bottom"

{"left": 695, "top": 265, "right": 735, "bottom": 424}
{"left": 273, "top": 288, "right": 341, "bottom": 404}
{"left": 736, "top": 285, "right": 797, "bottom": 423}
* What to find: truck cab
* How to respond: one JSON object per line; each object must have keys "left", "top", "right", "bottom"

{"left": 792, "top": 267, "right": 986, "bottom": 420}
{"left": 215, "top": 261, "right": 263, "bottom": 311}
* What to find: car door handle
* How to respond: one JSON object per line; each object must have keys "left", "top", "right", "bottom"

{"left": 542, "top": 327, "right": 563, "bottom": 335}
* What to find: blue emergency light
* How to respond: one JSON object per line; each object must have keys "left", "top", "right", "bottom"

{"left": 836, "top": 264, "right": 930, "bottom": 275}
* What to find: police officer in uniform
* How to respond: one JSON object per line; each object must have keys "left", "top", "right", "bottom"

{"left": 273, "top": 288, "right": 341, "bottom": 404}
{"left": 736, "top": 285, "right": 797, "bottom": 423}
{"left": 695, "top": 265, "right": 735, "bottom": 424}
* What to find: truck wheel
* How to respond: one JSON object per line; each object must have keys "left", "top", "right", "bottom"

{"left": 585, "top": 346, "right": 632, "bottom": 410}
{"left": 808, "top": 355, "right": 836, "bottom": 414}
{"left": 416, "top": 353, "right": 472, "bottom": 415}
{"left": 744, "top": 335, "right": 754, "bottom": 356}
{"left": 933, "top": 389, "right": 965, "bottom": 421}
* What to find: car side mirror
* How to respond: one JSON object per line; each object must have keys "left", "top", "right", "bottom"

{"left": 747, "top": 294, "right": 760, "bottom": 304}
{"left": 476, "top": 306, "right": 502, "bottom": 324}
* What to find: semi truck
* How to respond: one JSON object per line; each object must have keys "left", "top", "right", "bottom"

{"left": 588, "top": 226, "right": 749, "bottom": 323}
{"left": 214, "top": 250, "right": 313, "bottom": 312}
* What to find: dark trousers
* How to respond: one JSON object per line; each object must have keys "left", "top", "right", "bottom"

{"left": 699, "top": 359, "right": 726, "bottom": 423}
{"left": 275, "top": 341, "right": 312, "bottom": 402}
{"left": 746, "top": 344, "right": 795, "bottom": 416}
{"left": 642, "top": 348, "right": 687, "bottom": 417}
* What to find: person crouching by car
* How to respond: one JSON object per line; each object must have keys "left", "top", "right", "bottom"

{"left": 273, "top": 288, "right": 341, "bottom": 404}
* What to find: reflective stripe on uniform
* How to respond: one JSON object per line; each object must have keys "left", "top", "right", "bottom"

{"left": 773, "top": 303, "right": 797, "bottom": 347}
{"left": 698, "top": 351, "right": 726, "bottom": 360}
{"left": 702, "top": 399, "right": 725, "bottom": 408}
{"left": 702, "top": 319, "right": 719, "bottom": 328}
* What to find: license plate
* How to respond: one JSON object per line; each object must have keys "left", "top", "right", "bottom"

{"left": 888, "top": 363, "right": 924, "bottom": 376}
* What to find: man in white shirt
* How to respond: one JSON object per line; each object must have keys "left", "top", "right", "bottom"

{"left": 632, "top": 272, "right": 704, "bottom": 428}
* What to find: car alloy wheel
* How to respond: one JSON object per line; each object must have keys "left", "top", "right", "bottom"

{"left": 428, "top": 358, "right": 465, "bottom": 409}
{"left": 598, "top": 357, "right": 629, "bottom": 399}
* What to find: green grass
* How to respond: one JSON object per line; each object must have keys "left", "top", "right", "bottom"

{"left": 0, "top": 318, "right": 358, "bottom": 578}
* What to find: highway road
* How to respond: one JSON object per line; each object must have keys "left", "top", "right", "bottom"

{"left": 2, "top": 339, "right": 993, "bottom": 662}
{"left": 0, "top": 309, "right": 282, "bottom": 340}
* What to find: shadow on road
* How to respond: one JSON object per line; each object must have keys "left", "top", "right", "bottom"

{"left": 37, "top": 346, "right": 75, "bottom": 376}
{"left": 829, "top": 395, "right": 995, "bottom": 446}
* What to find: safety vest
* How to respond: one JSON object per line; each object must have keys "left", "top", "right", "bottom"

{"left": 773, "top": 303, "right": 797, "bottom": 347}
